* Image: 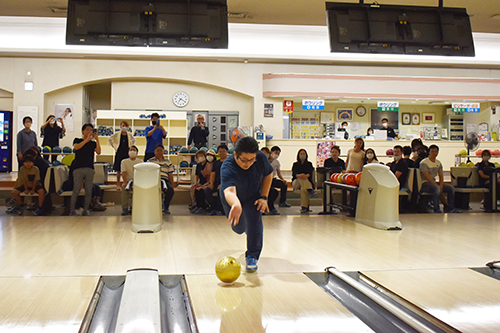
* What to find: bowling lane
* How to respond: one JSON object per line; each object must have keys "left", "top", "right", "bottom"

{"left": 361, "top": 268, "right": 500, "bottom": 333}
{"left": 0, "top": 276, "right": 98, "bottom": 332}
{"left": 186, "top": 273, "right": 373, "bottom": 333}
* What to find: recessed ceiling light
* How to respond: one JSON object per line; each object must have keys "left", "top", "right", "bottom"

{"left": 49, "top": 7, "right": 67, "bottom": 13}
{"left": 228, "top": 12, "right": 249, "bottom": 19}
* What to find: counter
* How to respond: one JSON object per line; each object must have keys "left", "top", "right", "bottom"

{"left": 267, "top": 139, "right": 500, "bottom": 172}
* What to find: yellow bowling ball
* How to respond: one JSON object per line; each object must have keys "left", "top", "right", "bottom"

{"left": 215, "top": 256, "right": 241, "bottom": 283}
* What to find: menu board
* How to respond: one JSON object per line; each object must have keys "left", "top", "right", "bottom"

{"left": 291, "top": 117, "right": 320, "bottom": 139}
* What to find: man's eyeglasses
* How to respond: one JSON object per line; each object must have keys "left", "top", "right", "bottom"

{"left": 237, "top": 155, "right": 256, "bottom": 164}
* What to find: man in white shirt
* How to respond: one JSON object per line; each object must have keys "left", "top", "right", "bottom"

{"left": 120, "top": 146, "right": 143, "bottom": 215}
{"left": 419, "top": 144, "right": 460, "bottom": 213}
{"left": 269, "top": 146, "right": 290, "bottom": 208}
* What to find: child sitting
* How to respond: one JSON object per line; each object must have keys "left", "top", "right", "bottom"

{"left": 8, "top": 155, "right": 45, "bottom": 215}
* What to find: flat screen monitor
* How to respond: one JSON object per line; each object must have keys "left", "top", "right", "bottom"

{"left": 326, "top": 2, "right": 474, "bottom": 56}
{"left": 66, "top": 0, "right": 228, "bottom": 48}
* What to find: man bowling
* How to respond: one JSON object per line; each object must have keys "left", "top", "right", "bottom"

{"left": 220, "top": 137, "right": 273, "bottom": 272}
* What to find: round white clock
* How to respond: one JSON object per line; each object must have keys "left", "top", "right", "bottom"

{"left": 172, "top": 91, "right": 189, "bottom": 108}
{"left": 356, "top": 105, "right": 367, "bottom": 117}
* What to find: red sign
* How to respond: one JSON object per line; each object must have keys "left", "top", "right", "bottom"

{"left": 284, "top": 100, "right": 294, "bottom": 113}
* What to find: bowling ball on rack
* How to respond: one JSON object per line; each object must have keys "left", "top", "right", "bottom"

{"left": 179, "top": 161, "right": 189, "bottom": 168}
{"left": 210, "top": 147, "right": 217, "bottom": 153}
{"left": 200, "top": 147, "right": 208, "bottom": 152}
{"left": 189, "top": 147, "right": 198, "bottom": 154}
{"left": 330, "top": 173, "right": 338, "bottom": 182}
{"left": 62, "top": 146, "right": 72, "bottom": 154}
{"left": 337, "top": 173, "right": 343, "bottom": 183}
{"left": 475, "top": 149, "right": 483, "bottom": 156}
{"left": 215, "top": 256, "right": 241, "bottom": 284}
{"left": 179, "top": 146, "right": 189, "bottom": 154}
{"left": 386, "top": 149, "right": 394, "bottom": 156}
{"left": 228, "top": 147, "right": 235, "bottom": 154}
{"left": 42, "top": 146, "right": 51, "bottom": 153}
{"left": 355, "top": 172, "right": 362, "bottom": 185}
{"left": 345, "top": 174, "right": 356, "bottom": 186}
{"left": 52, "top": 146, "right": 61, "bottom": 153}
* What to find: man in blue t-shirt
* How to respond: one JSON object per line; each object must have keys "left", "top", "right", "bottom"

{"left": 220, "top": 137, "right": 273, "bottom": 272}
{"left": 144, "top": 112, "right": 167, "bottom": 162}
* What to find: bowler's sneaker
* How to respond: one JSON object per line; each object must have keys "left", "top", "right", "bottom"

{"left": 246, "top": 256, "right": 258, "bottom": 272}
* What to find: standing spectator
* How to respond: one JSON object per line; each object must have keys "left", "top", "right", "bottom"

{"left": 364, "top": 148, "right": 380, "bottom": 164}
{"left": 380, "top": 118, "right": 398, "bottom": 139}
{"left": 390, "top": 145, "right": 409, "bottom": 189}
{"left": 69, "top": 124, "right": 101, "bottom": 216}
{"left": 109, "top": 121, "right": 136, "bottom": 189}
{"left": 419, "top": 144, "right": 460, "bottom": 213}
{"left": 261, "top": 147, "right": 279, "bottom": 215}
{"left": 144, "top": 113, "right": 167, "bottom": 162}
{"left": 402, "top": 146, "right": 415, "bottom": 168}
{"left": 207, "top": 144, "right": 228, "bottom": 215}
{"left": 270, "top": 146, "right": 290, "bottom": 208}
{"left": 148, "top": 144, "right": 175, "bottom": 214}
{"left": 345, "top": 137, "right": 365, "bottom": 173}
{"left": 292, "top": 148, "right": 316, "bottom": 214}
{"left": 476, "top": 149, "right": 499, "bottom": 212}
{"left": 7, "top": 155, "right": 45, "bottom": 216}
{"left": 188, "top": 114, "right": 209, "bottom": 149}
{"left": 324, "top": 145, "right": 346, "bottom": 171}
{"left": 220, "top": 136, "right": 273, "bottom": 272}
{"left": 40, "top": 115, "right": 65, "bottom": 162}
{"left": 17, "top": 116, "right": 38, "bottom": 166}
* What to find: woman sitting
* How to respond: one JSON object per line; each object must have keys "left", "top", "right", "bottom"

{"left": 292, "top": 148, "right": 315, "bottom": 214}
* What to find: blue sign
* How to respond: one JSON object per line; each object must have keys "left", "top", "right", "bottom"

{"left": 302, "top": 99, "right": 325, "bottom": 110}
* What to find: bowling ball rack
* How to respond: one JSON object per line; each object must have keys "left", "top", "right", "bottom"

{"left": 321, "top": 181, "right": 359, "bottom": 217}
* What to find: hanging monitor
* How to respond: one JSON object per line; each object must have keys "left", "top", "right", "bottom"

{"left": 326, "top": 2, "right": 475, "bottom": 56}
{"left": 66, "top": 0, "right": 228, "bottom": 48}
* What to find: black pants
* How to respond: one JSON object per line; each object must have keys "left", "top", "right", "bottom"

{"left": 268, "top": 188, "right": 279, "bottom": 210}
{"left": 161, "top": 178, "right": 175, "bottom": 210}
{"left": 483, "top": 181, "right": 500, "bottom": 210}
{"left": 269, "top": 178, "right": 287, "bottom": 204}
{"left": 204, "top": 187, "right": 222, "bottom": 211}
{"left": 194, "top": 187, "right": 208, "bottom": 209}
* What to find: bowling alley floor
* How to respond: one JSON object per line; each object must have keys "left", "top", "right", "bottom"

{"left": 1, "top": 209, "right": 500, "bottom": 332}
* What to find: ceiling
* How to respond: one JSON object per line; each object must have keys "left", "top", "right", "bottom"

{"left": 1, "top": 0, "right": 500, "bottom": 33}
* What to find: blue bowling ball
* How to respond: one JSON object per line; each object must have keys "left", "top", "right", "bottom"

{"left": 179, "top": 147, "right": 189, "bottom": 154}
{"left": 189, "top": 147, "right": 198, "bottom": 154}
{"left": 52, "top": 160, "right": 62, "bottom": 166}
{"left": 200, "top": 147, "right": 208, "bottom": 152}
{"left": 42, "top": 146, "right": 51, "bottom": 153}
{"left": 228, "top": 147, "right": 235, "bottom": 154}
{"left": 180, "top": 161, "right": 189, "bottom": 168}
{"left": 52, "top": 146, "right": 62, "bottom": 153}
{"left": 62, "top": 146, "right": 72, "bottom": 154}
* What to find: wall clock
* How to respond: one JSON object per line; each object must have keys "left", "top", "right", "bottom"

{"left": 173, "top": 91, "right": 189, "bottom": 108}
{"left": 356, "top": 105, "right": 366, "bottom": 117}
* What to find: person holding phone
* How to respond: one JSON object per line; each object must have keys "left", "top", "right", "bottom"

{"left": 69, "top": 123, "right": 101, "bottom": 216}
{"left": 40, "top": 114, "right": 65, "bottom": 162}
{"left": 188, "top": 114, "right": 209, "bottom": 149}
{"left": 144, "top": 112, "right": 167, "bottom": 162}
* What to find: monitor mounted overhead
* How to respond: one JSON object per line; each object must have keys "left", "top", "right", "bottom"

{"left": 66, "top": 0, "right": 228, "bottom": 48}
{"left": 326, "top": 2, "right": 475, "bottom": 57}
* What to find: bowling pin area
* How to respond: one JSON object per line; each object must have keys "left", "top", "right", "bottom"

{"left": 1, "top": 211, "right": 500, "bottom": 332}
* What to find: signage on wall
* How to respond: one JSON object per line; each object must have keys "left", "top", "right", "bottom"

{"left": 377, "top": 101, "right": 399, "bottom": 111}
{"left": 302, "top": 99, "right": 325, "bottom": 110}
{"left": 284, "top": 100, "right": 294, "bottom": 113}
{"left": 264, "top": 103, "right": 274, "bottom": 117}
{"left": 452, "top": 103, "right": 480, "bottom": 113}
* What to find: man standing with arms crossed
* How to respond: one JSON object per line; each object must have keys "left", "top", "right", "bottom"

{"left": 188, "top": 114, "right": 209, "bottom": 149}
{"left": 220, "top": 137, "right": 273, "bottom": 272}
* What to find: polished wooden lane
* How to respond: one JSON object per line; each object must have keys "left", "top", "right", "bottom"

{"left": 1, "top": 210, "right": 500, "bottom": 331}
{"left": 186, "top": 273, "right": 372, "bottom": 332}
{"left": 1, "top": 212, "right": 500, "bottom": 276}
{"left": 0, "top": 276, "right": 98, "bottom": 332}
{"left": 361, "top": 268, "right": 500, "bottom": 333}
